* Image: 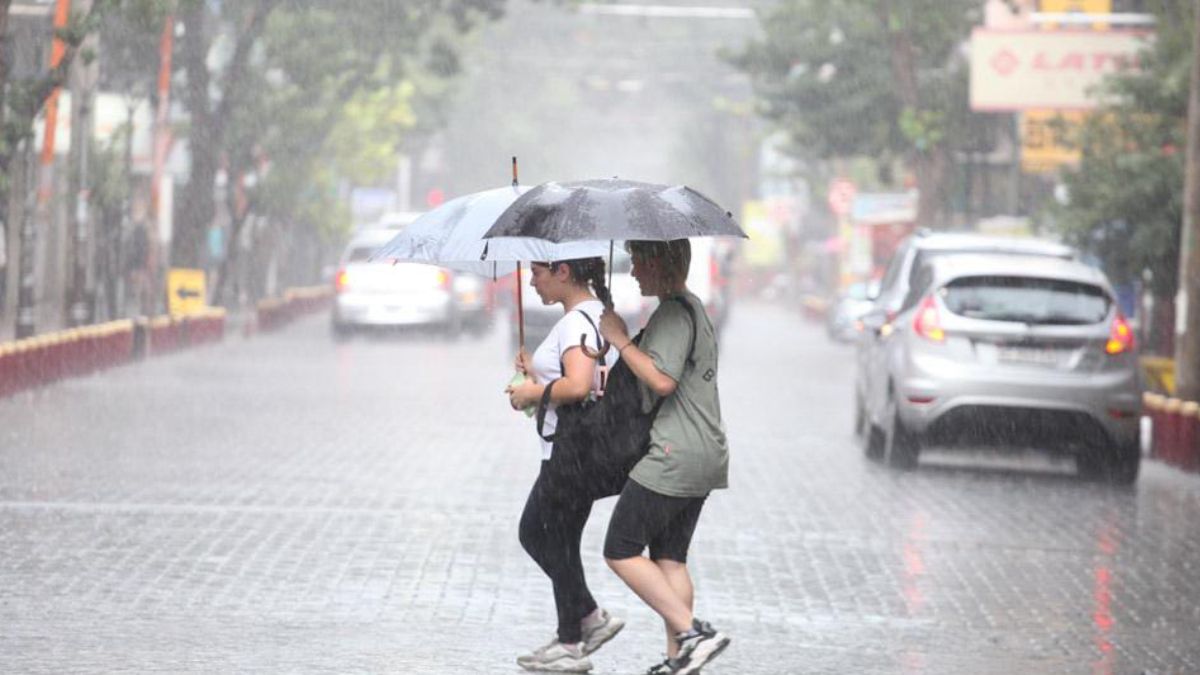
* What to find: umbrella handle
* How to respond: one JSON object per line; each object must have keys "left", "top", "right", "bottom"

{"left": 579, "top": 334, "right": 610, "bottom": 362}
{"left": 607, "top": 240, "right": 614, "bottom": 306}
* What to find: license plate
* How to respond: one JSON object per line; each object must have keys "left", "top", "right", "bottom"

{"left": 998, "top": 346, "right": 1060, "bottom": 366}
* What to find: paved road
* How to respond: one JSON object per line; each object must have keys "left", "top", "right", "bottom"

{"left": 1, "top": 302, "right": 1198, "bottom": 674}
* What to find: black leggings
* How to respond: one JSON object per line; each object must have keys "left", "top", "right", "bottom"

{"left": 518, "top": 460, "right": 597, "bottom": 644}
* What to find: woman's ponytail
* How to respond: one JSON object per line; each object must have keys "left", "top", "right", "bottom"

{"left": 562, "top": 257, "right": 612, "bottom": 308}
{"left": 587, "top": 258, "right": 612, "bottom": 308}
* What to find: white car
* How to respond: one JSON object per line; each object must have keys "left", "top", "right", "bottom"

{"left": 331, "top": 228, "right": 489, "bottom": 338}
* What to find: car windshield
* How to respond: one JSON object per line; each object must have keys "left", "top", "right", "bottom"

{"left": 941, "top": 276, "right": 1110, "bottom": 325}
{"left": 344, "top": 246, "right": 378, "bottom": 263}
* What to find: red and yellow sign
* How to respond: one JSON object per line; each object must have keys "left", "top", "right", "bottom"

{"left": 970, "top": 30, "right": 1144, "bottom": 110}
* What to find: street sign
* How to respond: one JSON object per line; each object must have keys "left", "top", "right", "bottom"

{"left": 1020, "top": 110, "right": 1086, "bottom": 173}
{"left": 827, "top": 179, "right": 857, "bottom": 217}
{"left": 970, "top": 29, "right": 1144, "bottom": 110}
{"left": 167, "top": 268, "right": 207, "bottom": 316}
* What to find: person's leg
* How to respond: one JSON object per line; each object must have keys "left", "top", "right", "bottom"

{"left": 606, "top": 555, "right": 693, "bottom": 633}
{"left": 657, "top": 559, "right": 693, "bottom": 658}
{"left": 603, "top": 481, "right": 695, "bottom": 634}
{"left": 516, "top": 467, "right": 594, "bottom": 671}
{"left": 550, "top": 492, "right": 596, "bottom": 644}
{"left": 518, "top": 464, "right": 597, "bottom": 644}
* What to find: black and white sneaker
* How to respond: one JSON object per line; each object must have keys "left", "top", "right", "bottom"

{"left": 645, "top": 657, "right": 673, "bottom": 675}
{"left": 670, "top": 619, "right": 730, "bottom": 675}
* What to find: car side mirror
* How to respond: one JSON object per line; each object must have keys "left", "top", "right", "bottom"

{"left": 859, "top": 308, "right": 887, "bottom": 332}
{"left": 859, "top": 308, "right": 896, "bottom": 337}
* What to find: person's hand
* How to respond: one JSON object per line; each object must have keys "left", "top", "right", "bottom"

{"left": 513, "top": 348, "right": 532, "bottom": 375}
{"left": 599, "top": 308, "right": 629, "bottom": 348}
{"left": 505, "top": 379, "right": 540, "bottom": 410}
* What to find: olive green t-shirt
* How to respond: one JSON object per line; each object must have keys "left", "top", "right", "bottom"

{"left": 628, "top": 291, "right": 729, "bottom": 498}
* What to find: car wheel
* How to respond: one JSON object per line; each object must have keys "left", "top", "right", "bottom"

{"left": 883, "top": 400, "right": 919, "bottom": 470}
{"left": 331, "top": 320, "right": 353, "bottom": 341}
{"left": 444, "top": 311, "right": 463, "bottom": 339}
{"left": 861, "top": 409, "right": 884, "bottom": 463}
{"left": 1078, "top": 442, "right": 1139, "bottom": 485}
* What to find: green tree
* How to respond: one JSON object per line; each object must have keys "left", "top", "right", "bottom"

{"left": 173, "top": 0, "right": 503, "bottom": 275}
{"left": 1054, "top": 0, "right": 1191, "bottom": 354}
{"left": 199, "top": 1, "right": 502, "bottom": 302}
{"left": 729, "top": 0, "right": 982, "bottom": 226}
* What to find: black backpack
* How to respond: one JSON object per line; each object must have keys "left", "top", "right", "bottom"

{"left": 537, "top": 296, "right": 699, "bottom": 499}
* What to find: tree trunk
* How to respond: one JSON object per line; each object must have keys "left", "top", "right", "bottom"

{"left": 879, "top": 0, "right": 947, "bottom": 228}
{"left": 1175, "top": 0, "right": 1200, "bottom": 401}
{"left": 174, "top": 1, "right": 215, "bottom": 269}
{"left": 174, "top": 0, "right": 278, "bottom": 270}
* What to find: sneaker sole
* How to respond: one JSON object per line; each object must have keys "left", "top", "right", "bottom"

{"left": 674, "top": 634, "right": 730, "bottom": 675}
{"left": 582, "top": 618, "right": 625, "bottom": 655}
{"left": 516, "top": 658, "right": 593, "bottom": 673}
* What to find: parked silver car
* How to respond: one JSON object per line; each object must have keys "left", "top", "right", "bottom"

{"left": 826, "top": 280, "right": 879, "bottom": 342}
{"left": 855, "top": 254, "right": 1140, "bottom": 483}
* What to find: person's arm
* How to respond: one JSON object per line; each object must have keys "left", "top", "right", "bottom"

{"left": 506, "top": 347, "right": 594, "bottom": 409}
{"left": 598, "top": 308, "right": 678, "bottom": 398}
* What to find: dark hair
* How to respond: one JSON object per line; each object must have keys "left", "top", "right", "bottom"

{"left": 626, "top": 239, "right": 690, "bottom": 280}
{"left": 545, "top": 257, "right": 612, "bottom": 307}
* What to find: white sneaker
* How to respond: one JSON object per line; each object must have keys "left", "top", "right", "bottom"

{"left": 580, "top": 608, "right": 626, "bottom": 655}
{"left": 671, "top": 620, "right": 731, "bottom": 675}
{"left": 517, "top": 638, "right": 593, "bottom": 672}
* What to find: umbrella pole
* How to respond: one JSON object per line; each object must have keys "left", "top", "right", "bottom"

{"left": 511, "top": 157, "right": 525, "bottom": 349}
{"left": 516, "top": 261, "right": 525, "bottom": 350}
{"left": 607, "top": 240, "right": 614, "bottom": 302}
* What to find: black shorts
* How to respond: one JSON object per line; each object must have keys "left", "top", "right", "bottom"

{"left": 603, "top": 479, "right": 707, "bottom": 563}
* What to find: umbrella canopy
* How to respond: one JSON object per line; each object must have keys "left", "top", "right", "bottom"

{"left": 483, "top": 179, "right": 748, "bottom": 244}
{"left": 372, "top": 185, "right": 609, "bottom": 276}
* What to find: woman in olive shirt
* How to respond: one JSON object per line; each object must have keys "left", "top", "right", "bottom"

{"left": 598, "top": 239, "right": 731, "bottom": 675}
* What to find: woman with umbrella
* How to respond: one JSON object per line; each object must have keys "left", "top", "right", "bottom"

{"left": 505, "top": 256, "right": 626, "bottom": 672}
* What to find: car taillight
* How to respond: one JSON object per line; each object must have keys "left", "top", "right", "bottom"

{"left": 913, "top": 296, "right": 945, "bottom": 343}
{"left": 335, "top": 268, "right": 348, "bottom": 293}
{"left": 437, "top": 269, "right": 452, "bottom": 289}
{"left": 1105, "top": 313, "right": 1134, "bottom": 355}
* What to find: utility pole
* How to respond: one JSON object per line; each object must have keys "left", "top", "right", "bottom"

{"left": 16, "top": 0, "right": 71, "bottom": 339}
{"left": 66, "top": 0, "right": 95, "bottom": 327}
{"left": 1177, "top": 0, "right": 1200, "bottom": 402}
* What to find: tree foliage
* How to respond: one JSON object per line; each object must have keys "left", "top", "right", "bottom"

{"left": 729, "top": 0, "right": 983, "bottom": 224}
{"left": 172, "top": 0, "right": 503, "bottom": 276}
{"left": 1053, "top": 0, "right": 1191, "bottom": 300}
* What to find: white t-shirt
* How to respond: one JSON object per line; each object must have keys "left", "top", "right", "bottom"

{"left": 530, "top": 299, "right": 618, "bottom": 460}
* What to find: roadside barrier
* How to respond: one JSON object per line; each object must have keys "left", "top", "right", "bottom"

{"left": 0, "top": 309, "right": 226, "bottom": 400}
{"left": 0, "top": 286, "right": 331, "bottom": 401}
{"left": 0, "top": 319, "right": 137, "bottom": 399}
{"left": 1145, "top": 392, "right": 1200, "bottom": 472}
{"left": 254, "top": 286, "right": 333, "bottom": 334}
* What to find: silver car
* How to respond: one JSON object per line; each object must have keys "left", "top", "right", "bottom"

{"left": 856, "top": 254, "right": 1140, "bottom": 483}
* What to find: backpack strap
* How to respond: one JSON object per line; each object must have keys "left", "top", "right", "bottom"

{"left": 558, "top": 308, "right": 606, "bottom": 373}
{"left": 536, "top": 379, "right": 558, "bottom": 441}
{"left": 539, "top": 308, "right": 605, "bottom": 440}
{"left": 645, "top": 295, "right": 700, "bottom": 417}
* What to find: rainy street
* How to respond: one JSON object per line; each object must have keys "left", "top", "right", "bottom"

{"left": 1, "top": 302, "right": 1198, "bottom": 674}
